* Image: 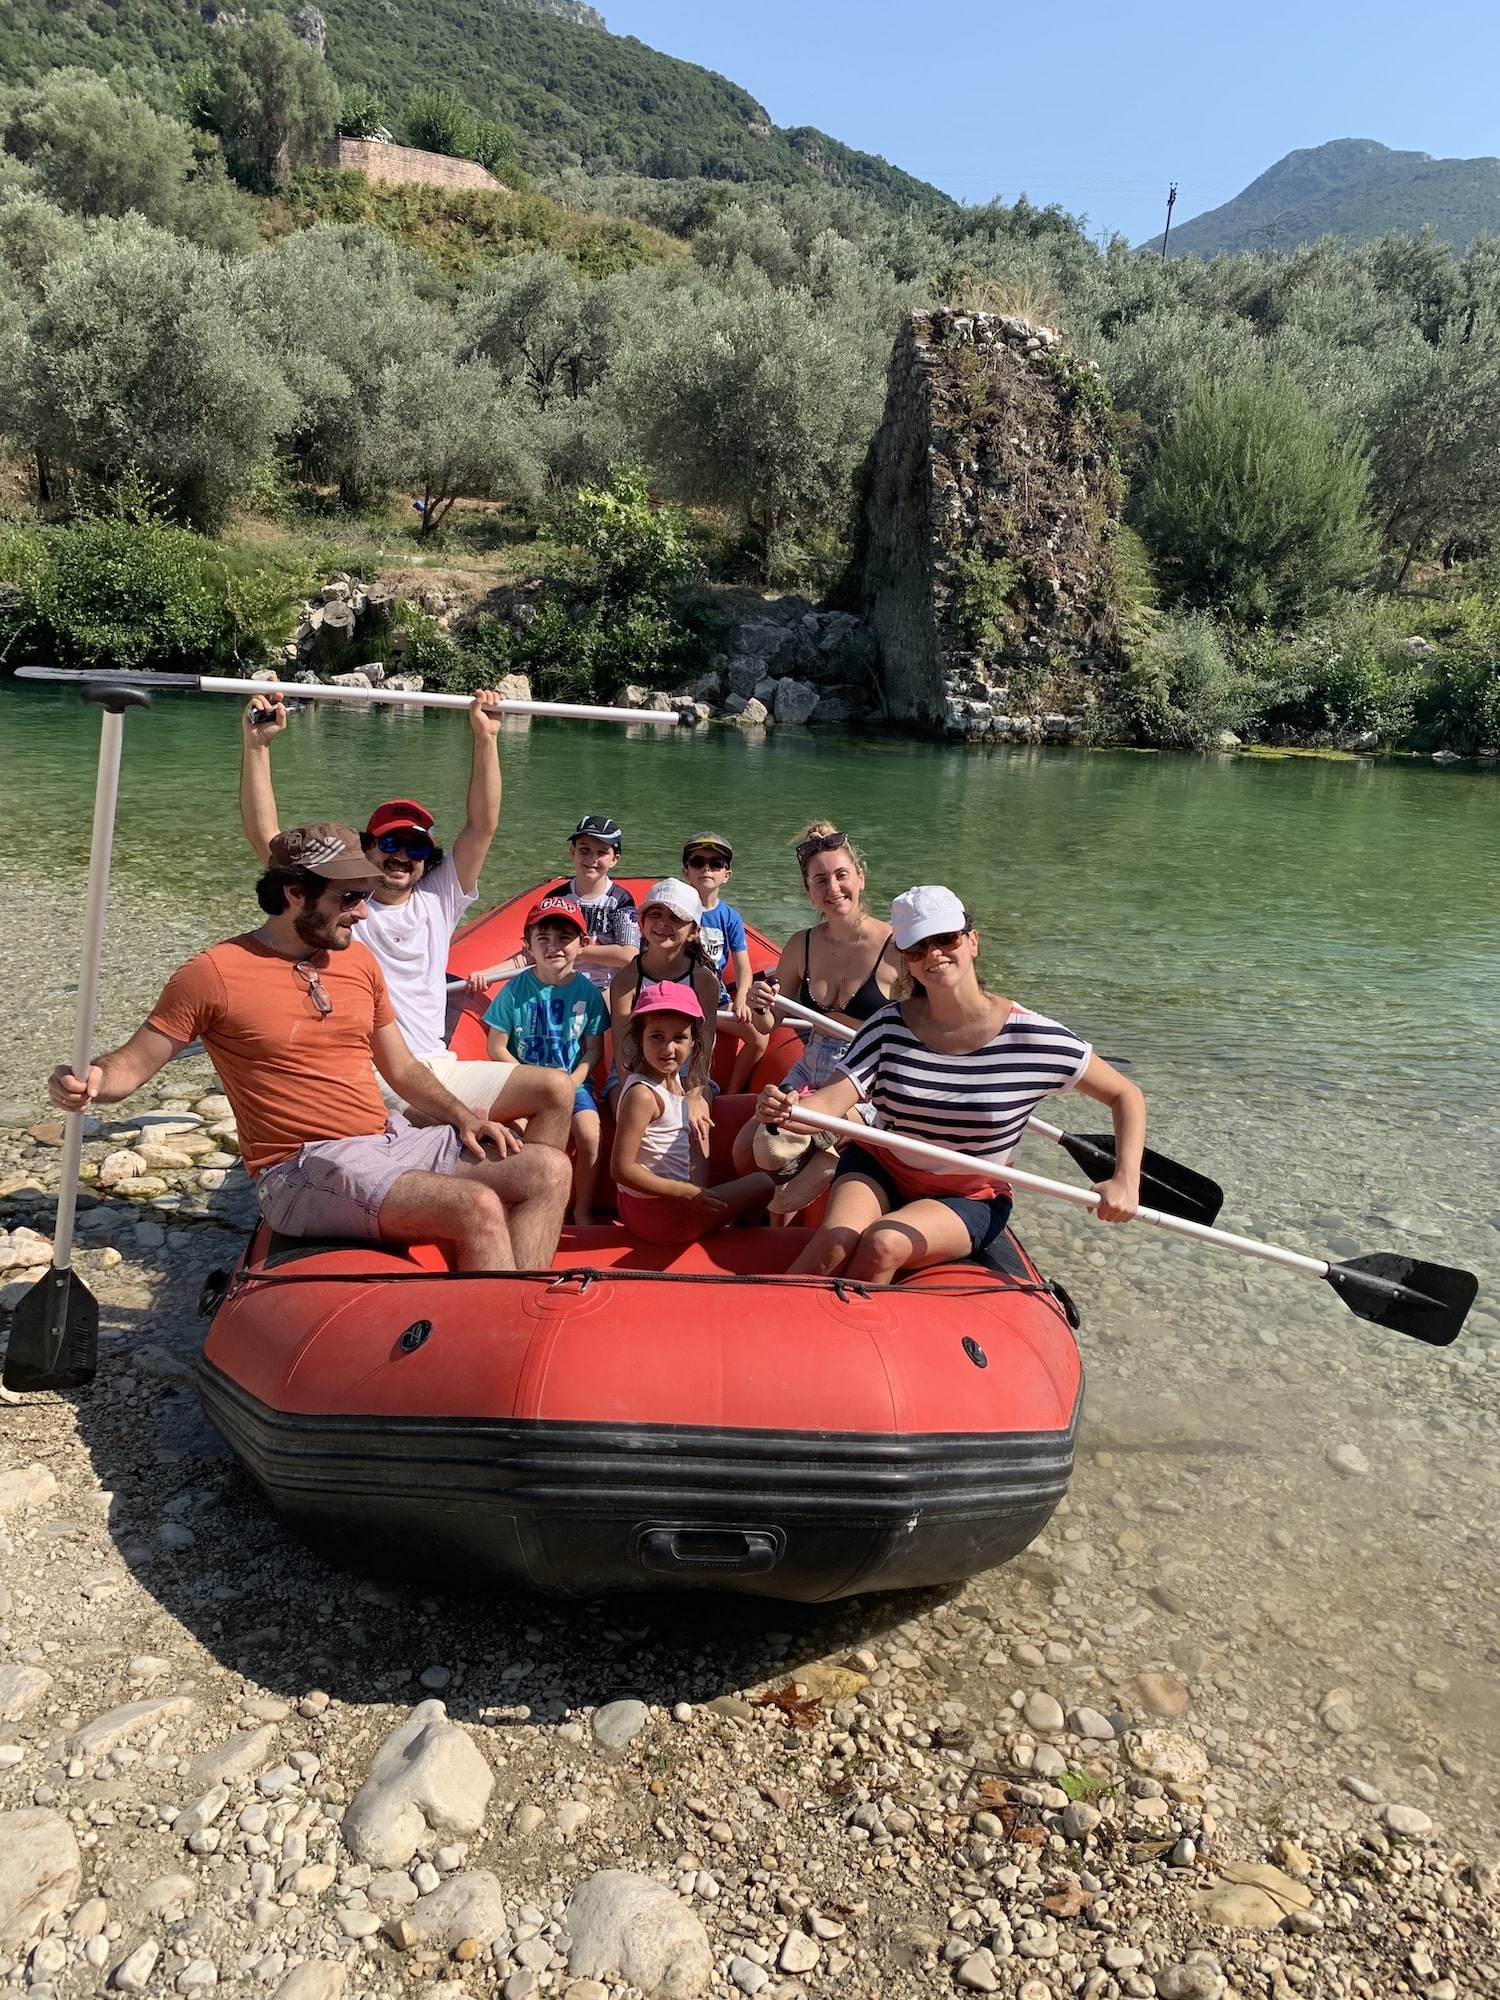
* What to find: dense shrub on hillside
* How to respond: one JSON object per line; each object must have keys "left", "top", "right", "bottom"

{"left": 1110, "top": 613, "right": 1267, "bottom": 747}
{"left": 442, "top": 463, "right": 713, "bottom": 702}
{"left": 1244, "top": 608, "right": 1427, "bottom": 742}
{"left": 0, "top": 69, "right": 257, "bottom": 254}
{"left": 0, "top": 519, "right": 292, "bottom": 671}
{"left": 1136, "top": 368, "right": 1376, "bottom": 625}
{"left": 187, "top": 14, "right": 338, "bottom": 192}
{"left": 16, "top": 222, "right": 295, "bottom": 528}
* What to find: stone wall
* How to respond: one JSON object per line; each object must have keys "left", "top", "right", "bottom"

{"left": 321, "top": 139, "right": 505, "bottom": 194}
{"left": 861, "top": 309, "right": 1124, "bottom": 738}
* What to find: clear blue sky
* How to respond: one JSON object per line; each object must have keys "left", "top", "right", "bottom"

{"left": 601, "top": 1, "right": 1500, "bottom": 241}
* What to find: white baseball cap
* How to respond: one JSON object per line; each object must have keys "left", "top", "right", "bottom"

{"left": 890, "top": 885, "right": 970, "bottom": 950}
{"left": 641, "top": 877, "right": 703, "bottom": 925}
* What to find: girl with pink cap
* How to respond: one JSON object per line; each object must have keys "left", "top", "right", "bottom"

{"left": 611, "top": 982, "right": 774, "bottom": 1245}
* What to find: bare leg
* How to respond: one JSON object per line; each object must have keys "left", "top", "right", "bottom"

{"left": 721, "top": 1013, "right": 772, "bottom": 1094}
{"left": 488, "top": 1065, "right": 574, "bottom": 1152}
{"left": 454, "top": 1146, "right": 571, "bottom": 1268}
{"left": 844, "top": 1199, "right": 975, "bottom": 1284}
{"left": 704, "top": 1170, "right": 775, "bottom": 1228}
{"left": 788, "top": 1173, "right": 885, "bottom": 1276}
{"left": 571, "top": 1107, "right": 601, "bottom": 1226}
{"left": 378, "top": 1169, "right": 513, "bottom": 1270}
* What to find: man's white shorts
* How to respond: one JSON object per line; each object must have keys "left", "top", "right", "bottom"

{"left": 379, "top": 1052, "right": 522, "bottom": 1119}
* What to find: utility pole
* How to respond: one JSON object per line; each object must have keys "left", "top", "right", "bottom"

{"left": 1160, "top": 182, "right": 1178, "bottom": 259}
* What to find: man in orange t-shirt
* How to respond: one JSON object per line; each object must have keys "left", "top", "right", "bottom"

{"left": 46, "top": 824, "right": 570, "bottom": 1270}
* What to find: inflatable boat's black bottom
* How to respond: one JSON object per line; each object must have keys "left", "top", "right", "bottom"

{"left": 198, "top": 1359, "right": 1081, "bottom": 1601}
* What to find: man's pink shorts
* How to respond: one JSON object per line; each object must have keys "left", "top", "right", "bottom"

{"left": 255, "top": 1115, "right": 462, "bottom": 1240}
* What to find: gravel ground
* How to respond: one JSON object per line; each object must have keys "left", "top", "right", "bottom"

{"left": 2, "top": 874, "right": 1498, "bottom": 2000}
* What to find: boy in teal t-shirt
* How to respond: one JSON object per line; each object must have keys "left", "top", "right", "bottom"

{"left": 484, "top": 895, "right": 609, "bottom": 1225}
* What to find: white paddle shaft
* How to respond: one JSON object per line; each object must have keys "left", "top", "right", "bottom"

{"left": 201, "top": 676, "right": 683, "bottom": 726}
{"left": 772, "top": 992, "right": 1069, "bottom": 1147}
{"left": 53, "top": 710, "right": 126, "bottom": 1272}
{"left": 445, "top": 962, "right": 527, "bottom": 993}
{"left": 782, "top": 1107, "right": 1332, "bottom": 1281}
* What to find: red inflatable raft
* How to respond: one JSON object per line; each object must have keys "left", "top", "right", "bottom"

{"left": 197, "top": 882, "right": 1082, "bottom": 1601}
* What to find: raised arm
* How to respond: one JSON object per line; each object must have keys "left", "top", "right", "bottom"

{"left": 450, "top": 691, "right": 502, "bottom": 895}
{"left": 239, "top": 695, "right": 286, "bottom": 867}
{"left": 1074, "top": 1052, "right": 1145, "bottom": 1222}
{"left": 47, "top": 1023, "right": 184, "bottom": 1112}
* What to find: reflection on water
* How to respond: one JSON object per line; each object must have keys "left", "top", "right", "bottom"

{"left": 3, "top": 686, "right": 1498, "bottom": 1829}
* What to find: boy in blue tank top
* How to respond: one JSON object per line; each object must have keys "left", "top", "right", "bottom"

{"left": 484, "top": 896, "right": 609, "bottom": 1225}
{"left": 681, "top": 831, "right": 769, "bottom": 1093}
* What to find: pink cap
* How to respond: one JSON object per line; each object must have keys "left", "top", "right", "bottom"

{"left": 632, "top": 979, "right": 704, "bottom": 1024}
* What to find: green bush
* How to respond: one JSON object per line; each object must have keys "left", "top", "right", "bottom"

{"left": 449, "top": 463, "right": 713, "bottom": 703}
{"left": 1112, "top": 613, "right": 1265, "bottom": 747}
{"left": 0, "top": 519, "right": 292, "bottom": 671}
{"left": 1137, "top": 366, "right": 1376, "bottom": 626}
{"left": 1245, "top": 607, "right": 1425, "bottom": 742}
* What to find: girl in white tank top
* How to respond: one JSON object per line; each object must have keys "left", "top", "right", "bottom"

{"left": 609, "top": 982, "right": 773, "bottom": 1247}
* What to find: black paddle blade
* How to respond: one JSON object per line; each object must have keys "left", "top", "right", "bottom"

{"left": 1061, "top": 1132, "right": 1225, "bottom": 1226}
{"left": 2, "top": 1267, "right": 99, "bottom": 1392}
{"left": 1323, "top": 1253, "right": 1478, "bottom": 1347}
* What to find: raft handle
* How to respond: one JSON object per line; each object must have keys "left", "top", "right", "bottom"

{"left": 1047, "top": 1282, "right": 1082, "bottom": 1330}
{"left": 398, "top": 1319, "right": 434, "bottom": 1353}
{"left": 632, "top": 1524, "right": 785, "bottom": 1577}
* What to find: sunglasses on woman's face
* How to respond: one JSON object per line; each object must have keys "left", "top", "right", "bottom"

{"left": 373, "top": 832, "right": 434, "bottom": 860}
{"left": 901, "top": 929, "right": 967, "bottom": 960}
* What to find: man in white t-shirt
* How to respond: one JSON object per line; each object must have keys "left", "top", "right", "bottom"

{"left": 238, "top": 689, "right": 571, "bottom": 1131}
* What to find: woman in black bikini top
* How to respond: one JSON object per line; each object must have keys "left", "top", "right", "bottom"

{"left": 731, "top": 825, "right": 903, "bottom": 1192}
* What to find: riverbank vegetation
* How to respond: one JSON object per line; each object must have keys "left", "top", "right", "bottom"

{"left": 2, "top": 48, "right": 1499, "bottom": 752}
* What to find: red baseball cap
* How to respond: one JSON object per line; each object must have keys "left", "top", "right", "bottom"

{"left": 366, "top": 798, "right": 435, "bottom": 839}
{"left": 524, "top": 895, "right": 587, "bottom": 937}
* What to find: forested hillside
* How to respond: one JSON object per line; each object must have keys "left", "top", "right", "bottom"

{"left": 1167, "top": 139, "right": 1500, "bottom": 257}
{"left": 0, "top": 0, "right": 952, "bottom": 207}
{"left": 2, "top": 16, "right": 1500, "bottom": 755}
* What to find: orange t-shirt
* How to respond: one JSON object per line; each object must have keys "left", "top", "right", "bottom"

{"left": 147, "top": 934, "right": 395, "bottom": 1176}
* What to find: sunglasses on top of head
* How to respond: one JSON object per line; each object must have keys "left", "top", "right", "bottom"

{"left": 901, "top": 928, "right": 969, "bottom": 960}
{"left": 372, "top": 830, "right": 435, "bottom": 860}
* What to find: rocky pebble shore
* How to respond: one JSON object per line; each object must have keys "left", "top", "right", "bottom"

{"left": 2, "top": 872, "right": 1499, "bottom": 2000}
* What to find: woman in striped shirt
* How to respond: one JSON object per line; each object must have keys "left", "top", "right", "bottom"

{"left": 755, "top": 884, "right": 1145, "bottom": 1282}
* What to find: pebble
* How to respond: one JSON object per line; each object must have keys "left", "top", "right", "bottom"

{"left": 1069, "top": 1705, "right": 1116, "bottom": 1739}
{"left": 1023, "top": 1690, "right": 1065, "bottom": 1733}
{"left": 1384, "top": 1803, "right": 1434, "bottom": 1838}
{"left": 591, "top": 1698, "right": 650, "bottom": 1751}
{"left": 778, "top": 1931, "right": 819, "bottom": 1974}
{"left": 342, "top": 1700, "right": 494, "bottom": 1868}
{"left": 1136, "top": 1669, "right": 1190, "bottom": 1717}
{"left": 956, "top": 1955, "right": 1000, "bottom": 1992}
{"left": 729, "top": 1956, "right": 770, "bottom": 1995}
{"left": 565, "top": 1871, "right": 712, "bottom": 1996}
{"left": 1327, "top": 1443, "right": 1371, "bottom": 1476}
{"left": 1155, "top": 1967, "right": 1220, "bottom": 2000}
{"left": 113, "top": 1941, "right": 160, "bottom": 1991}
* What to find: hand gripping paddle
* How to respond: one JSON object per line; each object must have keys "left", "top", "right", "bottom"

{"left": 4, "top": 683, "right": 150, "bottom": 1392}
{"left": 767, "top": 992, "right": 1225, "bottom": 1226}
{"left": 779, "top": 1108, "right": 1478, "bottom": 1348}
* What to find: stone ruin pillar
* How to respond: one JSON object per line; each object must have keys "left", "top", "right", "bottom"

{"left": 860, "top": 309, "right": 1124, "bottom": 738}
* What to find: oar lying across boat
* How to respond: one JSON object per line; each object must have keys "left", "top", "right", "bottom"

{"left": 15, "top": 665, "right": 697, "bottom": 729}
{"left": 776, "top": 1107, "right": 1478, "bottom": 1348}
{"left": 766, "top": 992, "right": 1225, "bottom": 1227}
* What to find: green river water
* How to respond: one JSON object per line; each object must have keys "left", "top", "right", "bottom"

{"left": 3, "top": 685, "right": 1500, "bottom": 1827}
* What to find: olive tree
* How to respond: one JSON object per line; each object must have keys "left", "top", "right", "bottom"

{"left": 618, "top": 282, "right": 884, "bottom": 572}
{"left": 236, "top": 224, "right": 439, "bottom": 503}
{"left": 192, "top": 14, "right": 338, "bottom": 190}
{"left": 371, "top": 352, "right": 537, "bottom": 536}
{"left": 0, "top": 70, "right": 256, "bottom": 254}
{"left": 17, "top": 221, "right": 295, "bottom": 526}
